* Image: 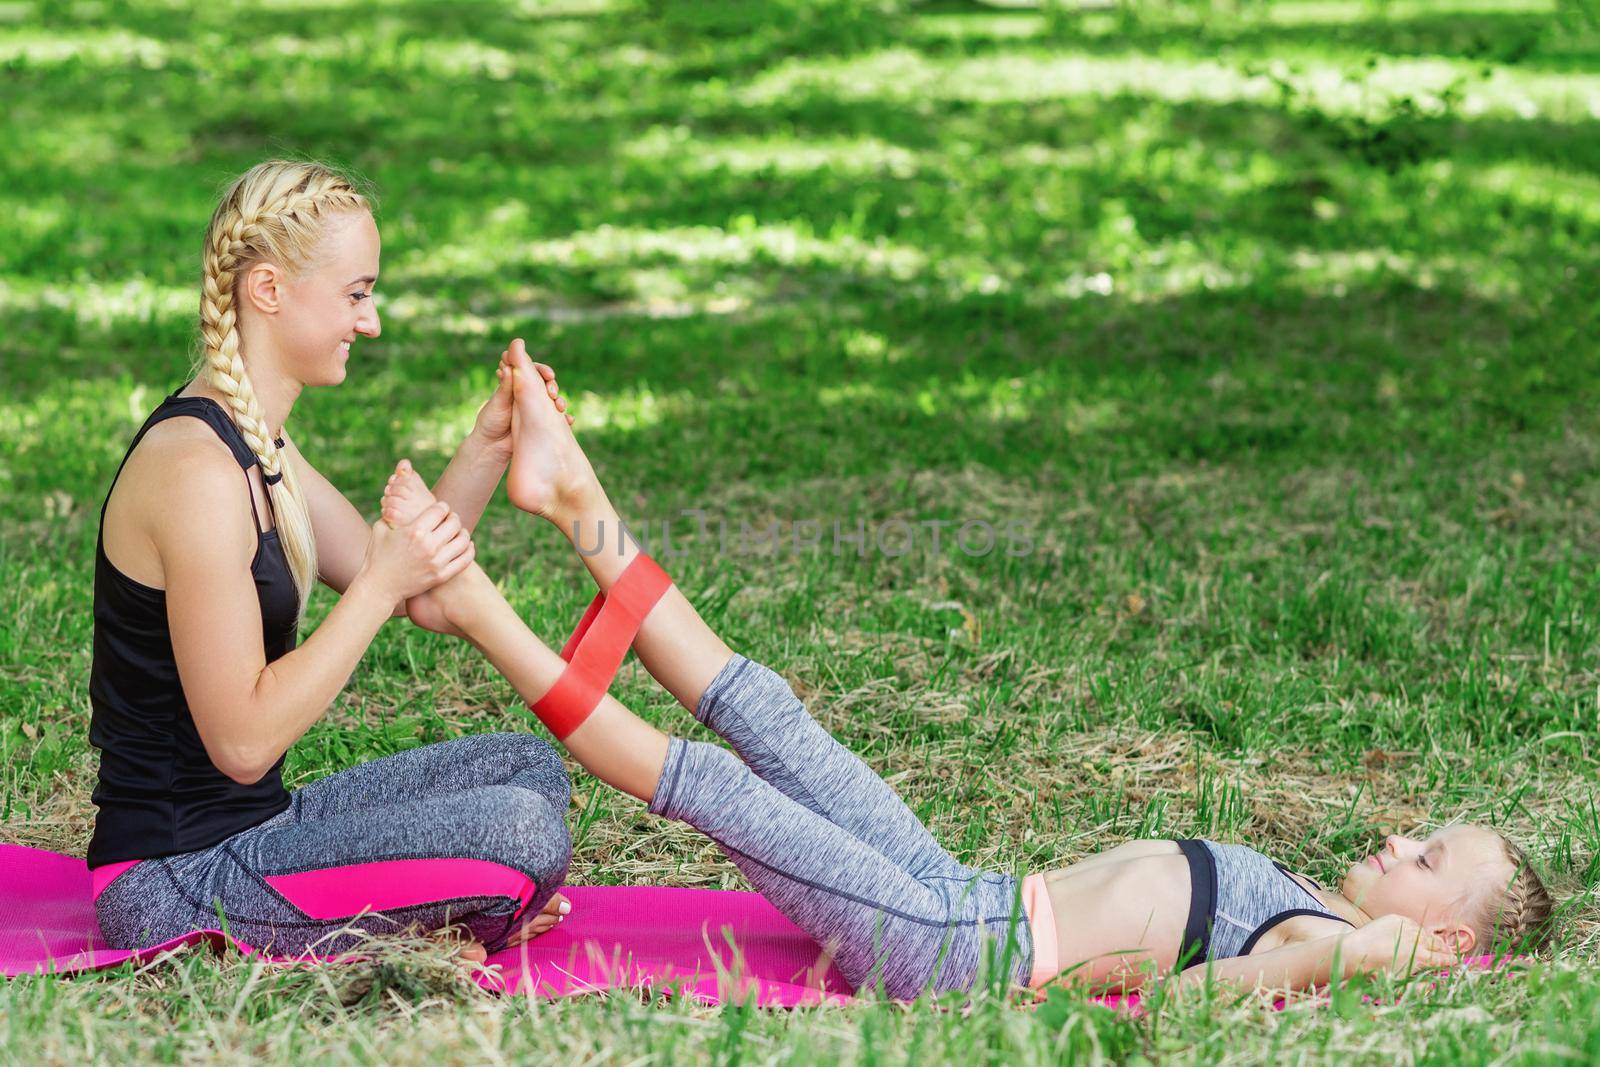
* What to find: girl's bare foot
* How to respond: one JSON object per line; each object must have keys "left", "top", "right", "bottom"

{"left": 381, "top": 459, "right": 494, "bottom": 637}
{"left": 504, "top": 338, "right": 600, "bottom": 523}
{"left": 476, "top": 346, "right": 572, "bottom": 463}
{"left": 507, "top": 346, "right": 575, "bottom": 428}
{"left": 381, "top": 458, "right": 434, "bottom": 530}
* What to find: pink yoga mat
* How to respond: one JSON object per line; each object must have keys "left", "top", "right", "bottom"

{"left": 0, "top": 843, "right": 1508, "bottom": 1010}
{"left": 0, "top": 843, "right": 849, "bottom": 1006}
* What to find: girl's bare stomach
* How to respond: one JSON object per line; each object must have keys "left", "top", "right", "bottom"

{"left": 1036, "top": 840, "right": 1194, "bottom": 990}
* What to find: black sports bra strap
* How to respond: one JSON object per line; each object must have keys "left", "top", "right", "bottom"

{"left": 1270, "top": 861, "right": 1330, "bottom": 911}
{"left": 99, "top": 389, "right": 278, "bottom": 533}
{"left": 243, "top": 465, "right": 267, "bottom": 533}
{"left": 1238, "top": 908, "right": 1354, "bottom": 957}
{"left": 165, "top": 393, "right": 260, "bottom": 469}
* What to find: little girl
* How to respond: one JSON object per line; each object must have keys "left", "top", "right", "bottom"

{"left": 384, "top": 341, "right": 1556, "bottom": 997}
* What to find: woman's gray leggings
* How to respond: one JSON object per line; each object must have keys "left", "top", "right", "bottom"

{"left": 96, "top": 733, "right": 572, "bottom": 956}
{"left": 651, "top": 655, "right": 1034, "bottom": 998}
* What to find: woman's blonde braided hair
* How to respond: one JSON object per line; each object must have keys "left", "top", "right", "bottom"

{"left": 193, "top": 160, "right": 370, "bottom": 622}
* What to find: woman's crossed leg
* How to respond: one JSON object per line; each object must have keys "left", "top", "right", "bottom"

{"left": 96, "top": 733, "right": 573, "bottom": 960}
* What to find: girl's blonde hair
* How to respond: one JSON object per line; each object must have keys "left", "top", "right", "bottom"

{"left": 1478, "top": 836, "right": 1557, "bottom": 954}
{"left": 193, "top": 160, "right": 370, "bottom": 622}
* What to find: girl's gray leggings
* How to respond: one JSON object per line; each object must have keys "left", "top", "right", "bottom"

{"left": 96, "top": 733, "right": 572, "bottom": 956}
{"left": 652, "top": 655, "right": 1034, "bottom": 998}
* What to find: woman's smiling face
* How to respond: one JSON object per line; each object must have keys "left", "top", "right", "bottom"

{"left": 270, "top": 209, "right": 382, "bottom": 388}
{"left": 1340, "top": 824, "right": 1510, "bottom": 937}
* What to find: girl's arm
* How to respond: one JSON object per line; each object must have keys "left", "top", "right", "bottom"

{"left": 161, "top": 446, "right": 475, "bottom": 783}
{"left": 1175, "top": 914, "right": 1457, "bottom": 993}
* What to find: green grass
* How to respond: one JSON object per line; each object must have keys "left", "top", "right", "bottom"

{"left": 4, "top": 0, "right": 1600, "bottom": 1061}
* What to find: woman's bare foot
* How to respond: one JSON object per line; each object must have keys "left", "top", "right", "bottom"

{"left": 504, "top": 338, "right": 601, "bottom": 523}
{"left": 503, "top": 891, "right": 571, "bottom": 948}
{"left": 381, "top": 459, "right": 495, "bottom": 637}
{"left": 446, "top": 890, "right": 571, "bottom": 965}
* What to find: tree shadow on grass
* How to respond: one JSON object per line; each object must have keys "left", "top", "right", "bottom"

{"left": 9, "top": 88, "right": 1597, "bottom": 314}
{"left": 41, "top": 0, "right": 1590, "bottom": 76}
{"left": 502, "top": 284, "right": 1571, "bottom": 490}
{"left": 9, "top": 8, "right": 1600, "bottom": 283}
{"left": 6, "top": 2, "right": 1598, "bottom": 496}
{"left": 6, "top": 275, "right": 1583, "bottom": 509}
{"left": 32, "top": 0, "right": 607, "bottom": 42}
{"left": 916, "top": 1, "right": 1584, "bottom": 73}
{"left": 11, "top": 1, "right": 1599, "bottom": 189}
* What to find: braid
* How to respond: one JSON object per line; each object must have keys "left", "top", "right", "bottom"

{"left": 196, "top": 161, "right": 370, "bottom": 621}
{"left": 200, "top": 213, "right": 278, "bottom": 474}
{"left": 1478, "top": 836, "right": 1557, "bottom": 954}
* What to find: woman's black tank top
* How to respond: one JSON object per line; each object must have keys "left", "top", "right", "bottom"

{"left": 86, "top": 388, "right": 299, "bottom": 868}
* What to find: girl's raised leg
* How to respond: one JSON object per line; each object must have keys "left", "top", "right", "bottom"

{"left": 495, "top": 342, "right": 990, "bottom": 881}
{"left": 387, "top": 465, "right": 1032, "bottom": 997}
{"left": 501, "top": 338, "right": 734, "bottom": 715}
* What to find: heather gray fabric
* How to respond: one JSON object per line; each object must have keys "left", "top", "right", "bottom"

{"left": 1185, "top": 839, "right": 1352, "bottom": 962}
{"left": 96, "top": 732, "right": 572, "bottom": 955}
{"left": 650, "top": 655, "right": 1032, "bottom": 998}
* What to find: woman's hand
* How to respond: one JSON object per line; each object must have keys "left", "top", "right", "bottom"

{"left": 1343, "top": 914, "right": 1458, "bottom": 977}
{"left": 358, "top": 500, "right": 476, "bottom": 603}
{"left": 469, "top": 340, "right": 563, "bottom": 463}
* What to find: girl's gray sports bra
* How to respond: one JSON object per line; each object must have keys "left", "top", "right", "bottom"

{"left": 1175, "top": 839, "right": 1354, "bottom": 963}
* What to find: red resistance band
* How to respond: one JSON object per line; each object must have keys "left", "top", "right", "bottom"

{"left": 529, "top": 553, "right": 673, "bottom": 740}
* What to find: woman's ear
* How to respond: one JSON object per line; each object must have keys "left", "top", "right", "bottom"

{"left": 241, "top": 261, "right": 283, "bottom": 315}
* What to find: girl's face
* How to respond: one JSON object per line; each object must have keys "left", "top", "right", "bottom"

{"left": 272, "top": 209, "right": 382, "bottom": 387}
{"left": 1340, "top": 824, "right": 1508, "bottom": 942}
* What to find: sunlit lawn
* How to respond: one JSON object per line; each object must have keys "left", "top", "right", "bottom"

{"left": 3, "top": 0, "right": 1600, "bottom": 1062}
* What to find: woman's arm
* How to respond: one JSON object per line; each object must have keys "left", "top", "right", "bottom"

{"left": 418, "top": 344, "right": 566, "bottom": 529}
{"left": 426, "top": 431, "right": 510, "bottom": 537}
{"left": 161, "top": 446, "right": 474, "bottom": 783}
{"left": 1175, "top": 914, "right": 1457, "bottom": 993}
{"left": 291, "top": 345, "right": 562, "bottom": 614}
{"left": 286, "top": 432, "right": 506, "bottom": 615}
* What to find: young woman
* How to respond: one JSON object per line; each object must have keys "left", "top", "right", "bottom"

{"left": 89, "top": 160, "right": 578, "bottom": 962}
{"left": 381, "top": 340, "right": 1557, "bottom": 998}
